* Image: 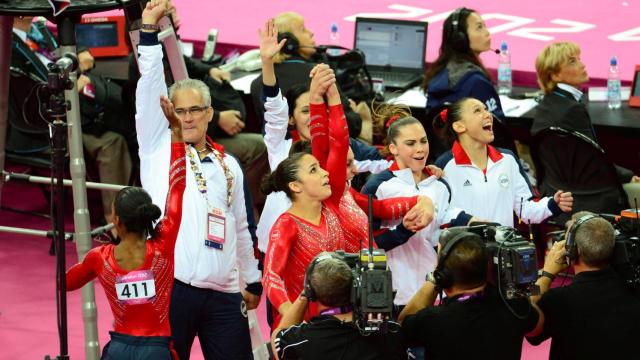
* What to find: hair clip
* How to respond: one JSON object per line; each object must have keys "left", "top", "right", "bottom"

{"left": 385, "top": 114, "right": 400, "bottom": 129}
{"left": 439, "top": 109, "right": 449, "bottom": 125}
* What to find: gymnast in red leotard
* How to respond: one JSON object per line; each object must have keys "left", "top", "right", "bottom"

{"left": 65, "top": 102, "right": 186, "bottom": 359}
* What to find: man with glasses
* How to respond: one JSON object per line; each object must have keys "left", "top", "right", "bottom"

{"left": 135, "top": 1, "right": 262, "bottom": 359}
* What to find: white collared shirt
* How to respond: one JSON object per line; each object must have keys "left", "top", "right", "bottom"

{"left": 135, "top": 44, "right": 260, "bottom": 293}
{"left": 557, "top": 83, "right": 583, "bottom": 102}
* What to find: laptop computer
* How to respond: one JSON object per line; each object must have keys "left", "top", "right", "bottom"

{"left": 354, "top": 17, "right": 428, "bottom": 90}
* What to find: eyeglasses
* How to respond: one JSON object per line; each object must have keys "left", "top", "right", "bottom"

{"left": 175, "top": 106, "right": 209, "bottom": 118}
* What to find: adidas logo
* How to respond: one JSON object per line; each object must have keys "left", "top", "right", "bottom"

{"left": 463, "top": 180, "right": 472, "bottom": 187}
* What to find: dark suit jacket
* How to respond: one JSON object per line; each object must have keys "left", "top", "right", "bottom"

{"left": 531, "top": 86, "right": 633, "bottom": 183}
{"left": 531, "top": 87, "right": 596, "bottom": 141}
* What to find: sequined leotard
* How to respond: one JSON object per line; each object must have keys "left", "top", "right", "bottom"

{"left": 66, "top": 143, "right": 186, "bottom": 337}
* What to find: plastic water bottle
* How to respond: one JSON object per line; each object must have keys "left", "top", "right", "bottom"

{"left": 607, "top": 56, "right": 622, "bottom": 109}
{"left": 497, "top": 41, "right": 512, "bottom": 95}
{"left": 328, "top": 23, "right": 341, "bottom": 56}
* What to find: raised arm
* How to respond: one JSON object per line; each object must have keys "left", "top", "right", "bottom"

{"left": 150, "top": 105, "right": 186, "bottom": 254}
{"left": 325, "top": 100, "right": 350, "bottom": 205}
{"left": 135, "top": 0, "right": 171, "bottom": 156}
{"left": 260, "top": 19, "right": 291, "bottom": 170}
{"left": 309, "top": 64, "right": 335, "bottom": 168}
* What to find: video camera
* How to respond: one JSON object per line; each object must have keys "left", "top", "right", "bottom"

{"left": 548, "top": 209, "right": 640, "bottom": 288}
{"left": 444, "top": 224, "right": 540, "bottom": 299}
{"left": 316, "top": 195, "right": 395, "bottom": 335}
{"left": 606, "top": 209, "right": 640, "bottom": 288}
{"left": 329, "top": 248, "right": 394, "bottom": 335}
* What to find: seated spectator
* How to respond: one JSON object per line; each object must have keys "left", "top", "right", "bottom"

{"left": 10, "top": 16, "right": 132, "bottom": 229}
{"left": 399, "top": 230, "right": 542, "bottom": 360}
{"left": 250, "top": 12, "right": 364, "bottom": 139}
{"left": 271, "top": 253, "right": 405, "bottom": 360}
{"left": 532, "top": 41, "right": 639, "bottom": 184}
{"left": 527, "top": 211, "right": 640, "bottom": 359}
{"left": 423, "top": 7, "right": 505, "bottom": 121}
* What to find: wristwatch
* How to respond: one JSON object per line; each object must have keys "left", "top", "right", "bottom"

{"left": 141, "top": 23, "right": 159, "bottom": 31}
{"left": 538, "top": 269, "right": 556, "bottom": 281}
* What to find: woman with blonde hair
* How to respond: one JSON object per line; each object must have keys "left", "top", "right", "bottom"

{"left": 531, "top": 41, "right": 638, "bottom": 183}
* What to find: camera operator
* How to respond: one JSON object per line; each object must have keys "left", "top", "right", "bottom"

{"left": 271, "top": 253, "right": 404, "bottom": 360}
{"left": 527, "top": 211, "right": 640, "bottom": 359}
{"left": 399, "top": 231, "right": 543, "bottom": 360}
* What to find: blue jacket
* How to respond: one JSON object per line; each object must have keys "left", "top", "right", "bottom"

{"left": 426, "top": 65, "right": 505, "bottom": 121}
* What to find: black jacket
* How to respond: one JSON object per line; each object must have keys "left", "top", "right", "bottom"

{"left": 531, "top": 86, "right": 633, "bottom": 183}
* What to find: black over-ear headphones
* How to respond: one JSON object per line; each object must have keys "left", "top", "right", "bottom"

{"left": 303, "top": 252, "right": 346, "bottom": 301}
{"left": 449, "top": 7, "right": 470, "bottom": 52}
{"left": 565, "top": 214, "right": 599, "bottom": 262}
{"left": 277, "top": 32, "right": 300, "bottom": 56}
{"left": 433, "top": 231, "right": 482, "bottom": 290}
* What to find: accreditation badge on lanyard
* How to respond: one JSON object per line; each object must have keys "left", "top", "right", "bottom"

{"left": 205, "top": 207, "right": 226, "bottom": 250}
{"left": 187, "top": 144, "right": 233, "bottom": 251}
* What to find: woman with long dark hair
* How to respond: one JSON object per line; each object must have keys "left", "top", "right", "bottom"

{"left": 65, "top": 55, "right": 186, "bottom": 358}
{"left": 433, "top": 97, "right": 572, "bottom": 226}
{"left": 423, "top": 7, "right": 505, "bottom": 121}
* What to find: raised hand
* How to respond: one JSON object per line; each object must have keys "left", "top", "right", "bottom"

{"left": 160, "top": 95, "right": 183, "bottom": 142}
{"left": 259, "top": 19, "right": 287, "bottom": 62}
{"left": 427, "top": 165, "right": 444, "bottom": 179}
{"left": 309, "top": 64, "right": 336, "bottom": 103}
{"left": 142, "top": 0, "right": 170, "bottom": 26}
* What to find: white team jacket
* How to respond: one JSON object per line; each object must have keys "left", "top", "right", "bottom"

{"left": 135, "top": 43, "right": 260, "bottom": 293}
{"left": 372, "top": 165, "right": 464, "bottom": 305}
{"left": 435, "top": 142, "right": 556, "bottom": 227}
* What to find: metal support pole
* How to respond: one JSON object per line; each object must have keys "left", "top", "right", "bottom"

{"left": 56, "top": 16, "right": 100, "bottom": 360}
{"left": 3, "top": 171, "right": 126, "bottom": 191}
{"left": 0, "top": 16, "right": 12, "bottom": 205}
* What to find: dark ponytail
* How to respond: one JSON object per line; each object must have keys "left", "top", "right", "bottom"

{"left": 113, "top": 187, "right": 162, "bottom": 240}
{"left": 261, "top": 152, "right": 307, "bottom": 199}
{"left": 434, "top": 97, "right": 474, "bottom": 143}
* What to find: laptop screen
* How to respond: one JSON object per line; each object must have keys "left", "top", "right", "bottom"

{"left": 354, "top": 18, "right": 427, "bottom": 71}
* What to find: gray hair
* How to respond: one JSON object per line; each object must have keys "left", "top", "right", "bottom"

{"left": 572, "top": 211, "right": 615, "bottom": 267}
{"left": 310, "top": 254, "right": 352, "bottom": 307}
{"left": 168, "top": 78, "right": 211, "bottom": 107}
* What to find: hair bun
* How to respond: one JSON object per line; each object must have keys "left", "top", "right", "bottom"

{"left": 260, "top": 172, "right": 279, "bottom": 196}
{"left": 137, "top": 203, "right": 161, "bottom": 222}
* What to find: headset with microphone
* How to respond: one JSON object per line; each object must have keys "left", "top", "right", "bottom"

{"left": 565, "top": 214, "right": 599, "bottom": 263}
{"left": 277, "top": 32, "right": 322, "bottom": 56}
{"left": 303, "top": 252, "right": 350, "bottom": 301}
{"left": 449, "top": 7, "right": 469, "bottom": 52}
{"left": 449, "top": 7, "right": 501, "bottom": 55}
